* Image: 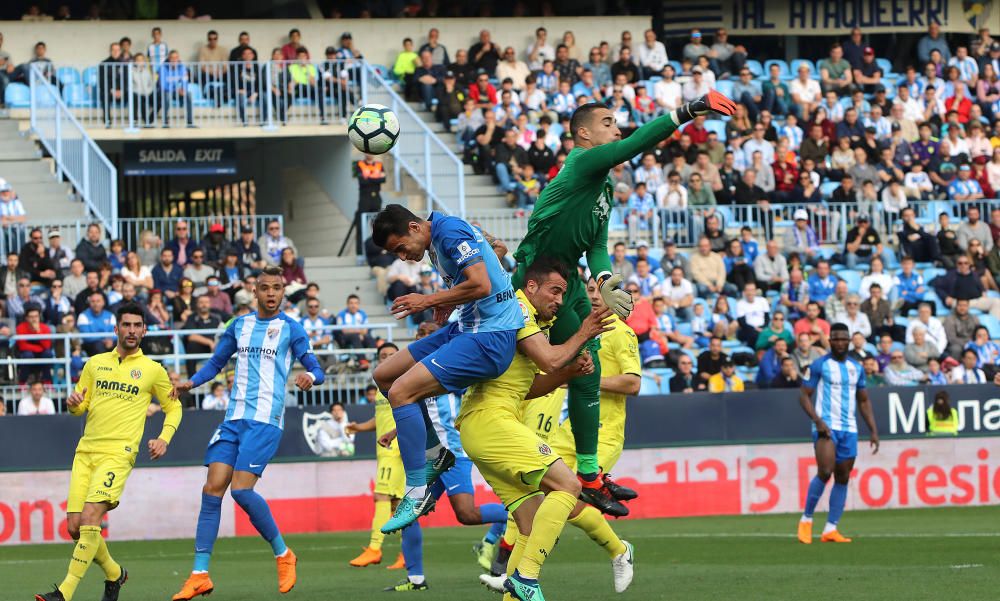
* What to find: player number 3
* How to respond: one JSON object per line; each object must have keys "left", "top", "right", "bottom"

{"left": 103, "top": 471, "right": 116, "bottom": 488}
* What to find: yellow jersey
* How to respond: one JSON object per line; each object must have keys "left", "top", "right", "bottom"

{"left": 458, "top": 289, "right": 554, "bottom": 424}
{"left": 374, "top": 391, "right": 400, "bottom": 456}
{"left": 595, "top": 315, "right": 641, "bottom": 443}
{"left": 71, "top": 349, "right": 181, "bottom": 456}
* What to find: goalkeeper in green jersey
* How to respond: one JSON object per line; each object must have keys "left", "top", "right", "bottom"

{"left": 512, "top": 90, "right": 736, "bottom": 515}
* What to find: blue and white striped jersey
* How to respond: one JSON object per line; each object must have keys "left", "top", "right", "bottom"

{"left": 192, "top": 312, "right": 324, "bottom": 429}
{"left": 425, "top": 392, "right": 466, "bottom": 459}
{"left": 805, "top": 354, "right": 865, "bottom": 434}
{"left": 0, "top": 197, "right": 26, "bottom": 217}
{"left": 427, "top": 212, "right": 523, "bottom": 334}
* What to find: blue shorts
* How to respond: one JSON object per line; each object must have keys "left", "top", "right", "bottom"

{"left": 430, "top": 455, "right": 475, "bottom": 500}
{"left": 408, "top": 321, "right": 517, "bottom": 394}
{"left": 812, "top": 429, "right": 858, "bottom": 464}
{"left": 205, "top": 419, "right": 283, "bottom": 477}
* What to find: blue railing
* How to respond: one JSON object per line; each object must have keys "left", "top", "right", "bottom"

{"left": 362, "top": 63, "right": 466, "bottom": 216}
{"left": 29, "top": 64, "right": 118, "bottom": 237}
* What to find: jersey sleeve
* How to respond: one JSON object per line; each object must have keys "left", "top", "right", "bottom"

{"left": 289, "top": 320, "right": 326, "bottom": 384}
{"left": 617, "top": 326, "right": 642, "bottom": 377}
{"left": 152, "top": 364, "right": 183, "bottom": 444}
{"left": 572, "top": 112, "right": 681, "bottom": 178}
{"left": 854, "top": 361, "right": 867, "bottom": 391}
{"left": 437, "top": 217, "right": 485, "bottom": 272}
{"left": 191, "top": 319, "right": 239, "bottom": 387}
{"left": 71, "top": 359, "right": 95, "bottom": 415}
{"left": 515, "top": 298, "right": 539, "bottom": 342}
{"left": 586, "top": 218, "right": 613, "bottom": 278}
{"left": 804, "top": 357, "right": 824, "bottom": 390}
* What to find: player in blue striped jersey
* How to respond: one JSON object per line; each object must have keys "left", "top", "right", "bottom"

{"left": 797, "top": 323, "right": 879, "bottom": 545}
{"left": 171, "top": 267, "right": 325, "bottom": 600}
{"left": 371, "top": 205, "right": 523, "bottom": 534}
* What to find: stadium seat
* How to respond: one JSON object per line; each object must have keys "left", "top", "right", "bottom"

{"left": 57, "top": 66, "right": 81, "bottom": 87}
{"left": 669, "top": 60, "right": 682, "bottom": 74}
{"left": 875, "top": 58, "right": 894, "bottom": 75}
{"left": 186, "top": 82, "right": 212, "bottom": 107}
{"left": 714, "top": 80, "right": 734, "bottom": 99}
{"left": 819, "top": 181, "right": 839, "bottom": 199}
{"left": 922, "top": 267, "right": 946, "bottom": 283}
{"left": 763, "top": 59, "right": 790, "bottom": 79}
{"left": 982, "top": 315, "right": 1000, "bottom": 339}
{"left": 789, "top": 59, "right": 816, "bottom": 78}
{"left": 745, "top": 59, "right": 763, "bottom": 78}
{"left": 703, "top": 119, "right": 727, "bottom": 141}
{"left": 839, "top": 270, "right": 862, "bottom": 290}
{"left": 62, "top": 83, "right": 95, "bottom": 108}
{"left": 639, "top": 376, "right": 660, "bottom": 395}
{"left": 82, "top": 66, "right": 99, "bottom": 87}
{"left": 4, "top": 83, "right": 30, "bottom": 108}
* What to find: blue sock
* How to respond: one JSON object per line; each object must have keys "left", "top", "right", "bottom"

{"left": 828, "top": 482, "right": 848, "bottom": 526}
{"left": 193, "top": 493, "right": 223, "bottom": 572}
{"left": 393, "top": 403, "right": 428, "bottom": 486}
{"left": 401, "top": 522, "right": 424, "bottom": 577}
{"left": 429, "top": 479, "right": 446, "bottom": 501}
{"left": 479, "top": 503, "right": 507, "bottom": 524}
{"left": 231, "top": 488, "right": 287, "bottom": 556}
{"left": 484, "top": 520, "right": 506, "bottom": 545}
{"left": 803, "top": 476, "right": 828, "bottom": 519}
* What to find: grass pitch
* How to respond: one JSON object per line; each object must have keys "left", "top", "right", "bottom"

{"left": 4, "top": 506, "right": 1000, "bottom": 601}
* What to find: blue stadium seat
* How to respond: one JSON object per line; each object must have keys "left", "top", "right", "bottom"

{"left": 82, "top": 66, "right": 99, "bottom": 87}
{"left": 57, "top": 66, "right": 81, "bottom": 87}
{"left": 789, "top": 59, "right": 816, "bottom": 78}
{"left": 875, "top": 58, "right": 894, "bottom": 75}
{"left": 764, "top": 59, "right": 790, "bottom": 79}
{"left": 186, "top": 82, "right": 212, "bottom": 107}
{"left": 669, "top": 60, "right": 682, "bottom": 74}
{"left": 890, "top": 341, "right": 904, "bottom": 353}
{"left": 639, "top": 376, "right": 660, "bottom": 395}
{"left": 4, "top": 83, "right": 30, "bottom": 108}
{"left": 745, "top": 59, "right": 763, "bottom": 78}
{"left": 703, "top": 119, "right": 727, "bottom": 141}
{"left": 922, "top": 267, "right": 946, "bottom": 283}
{"left": 62, "top": 83, "right": 95, "bottom": 108}
{"left": 981, "top": 315, "right": 1000, "bottom": 339}
{"left": 839, "top": 270, "right": 862, "bottom": 290}
{"left": 819, "top": 181, "right": 839, "bottom": 198}
{"left": 714, "top": 80, "right": 734, "bottom": 99}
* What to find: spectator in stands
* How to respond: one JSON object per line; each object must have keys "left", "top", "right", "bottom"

{"left": 836, "top": 294, "right": 872, "bottom": 340}
{"left": 279, "top": 247, "right": 308, "bottom": 303}
{"left": 770, "top": 356, "right": 802, "bottom": 389}
{"left": 146, "top": 26, "right": 168, "bottom": 65}
{"left": 756, "top": 337, "right": 789, "bottom": 389}
{"left": 776, "top": 270, "right": 807, "bottom": 323}
{"left": 755, "top": 310, "right": 793, "bottom": 351}
{"left": 218, "top": 249, "right": 245, "bottom": 299}
{"left": 98, "top": 42, "right": 127, "bottom": 126}
{"left": 43, "top": 278, "right": 71, "bottom": 326}
{"left": 197, "top": 31, "right": 227, "bottom": 101}
{"left": 335, "top": 294, "right": 375, "bottom": 366}
{"left": 8, "top": 276, "right": 41, "bottom": 322}
{"left": 182, "top": 294, "right": 223, "bottom": 377}
{"left": 281, "top": 28, "right": 305, "bottom": 61}
{"left": 470, "top": 29, "right": 500, "bottom": 75}
{"left": 937, "top": 212, "right": 963, "bottom": 269}
{"left": 200, "top": 224, "right": 229, "bottom": 267}
{"left": 904, "top": 326, "right": 939, "bottom": 370}
{"left": 71, "top": 270, "right": 103, "bottom": 315}
{"left": 157, "top": 50, "right": 194, "bottom": 127}
{"left": 708, "top": 358, "right": 743, "bottom": 392}
{"left": 183, "top": 248, "right": 215, "bottom": 293}
{"left": 16, "top": 305, "right": 52, "bottom": 383}
{"left": 934, "top": 254, "right": 1000, "bottom": 318}
{"left": 853, "top": 47, "right": 883, "bottom": 94}
{"left": 203, "top": 277, "right": 232, "bottom": 320}
{"left": 74, "top": 223, "right": 107, "bottom": 273}
{"left": 419, "top": 28, "right": 449, "bottom": 67}
{"left": 447, "top": 49, "right": 475, "bottom": 90}
{"left": 951, "top": 348, "right": 988, "bottom": 384}
{"left": 21, "top": 233, "right": 56, "bottom": 287}
{"left": 152, "top": 248, "right": 184, "bottom": 300}
{"left": 825, "top": 280, "right": 850, "bottom": 320}
{"left": 146, "top": 288, "right": 171, "bottom": 328}
{"left": 943, "top": 298, "right": 979, "bottom": 358}
{"left": 860, "top": 354, "right": 884, "bottom": 387}
{"left": 526, "top": 27, "right": 554, "bottom": 71}
{"left": 17, "top": 379, "right": 55, "bottom": 415}
{"left": 893, "top": 256, "right": 928, "bottom": 315}
{"left": 884, "top": 350, "right": 927, "bottom": 385}
{"left": 164, "top": 220, "right": 195, "bottom": 267}
{"left": 792, "top": 331, "right": 824, "bottom": 375}
{"left": 794, "top": 301, "right": 830, "bottom": 348}
{"left": 0, "top": 33, "right": 12, "bottom": 107}
{"left": 229, "top": 225, "right": 264, "bottom": 274}
{"left": 958, "top": 205, "right": 994, "bottom": 251}
{"left": 696, "top": 336, "right": 728, "bottom": 387}
{"left": 898, "top": 207, "right": 941, "bottom": 263}
{"left": 301, "top": 296, "right": 332, "bottom": 354}
{"left": 496, "top": 47, "right": 530, "bottom": 91}
{"left": 385, "top": 257, "right": 421, "bottom": 301}
{"left": 844, "top": 214, "right": 889, "bottom": 270}
{"left": 657, "top": 267, "right": 694, "bottom": 322}
{"left": 629, "top": 258, "right": 659, "bottom": 299}
{"left": 637, "top": 29, "right": 667, "bottom": 80}
{"left": 228, "top": 31, "right": 256, "bottom": 62}
{"left": 669, "top": 354, "right": 702, "bottom": 393}
{"left": 288, "top": 47, "right": 326, "bottom": 123}
{"left": 950, "top": 164, "right": 985, "bottom": 201}
{"left": 660, "top": 240, "right": 690, "bottom": 277}
{"left": 118, "top": 251, "right": 151, "bottom": 295}
{"left": 703, "top": 215, "right": 727, "bottom": 253}
{"left": 708, "top": 28, "right": 745, "bottom": 76}
{"left": 691, "top": 236, "right": 732, "bottom": 298}
{"left": 59, "top": 258, "right": 85, "bottom": 302}
{"left": 77, "top": 291, "right": 115, "bottom": 356}
{"left": 724, "top": 238, "right": 755, "bottom": 292}
{"left": 735, "top": 282, "right": 769, "bottom": 346}
{"left": 789, "top": 64, "right": 821, "bottom": 121}
{"left": 469, "top": 69, "right": 498, "bottom": 110}
{"left": 412, "top": 49, "right": 444, "bottom": 111}
{"left": 862, "top": 282, "right": 902, "bottom": 342}
{"left": 917, "top": 22, "right": 951, "bottom": 65}
{"left": 754, "top": 239, "right": 788, "bottom": 293}
{"left": 609, "top": 242, "right": 635, "bottom": 281}
{"left": 44, "top": 229, "right": 72, "bottom": 279}
{"left": 259, "top": 220, "right": 296, "bottom": 267}
{"left": 966, "top": 325, "right": 1000, "bottom": 367}
{"left": 202, "top": 381, "right": 229, "bottom": 411}
{"left": 818, "top": 42, "right": 853, "bottom": 95}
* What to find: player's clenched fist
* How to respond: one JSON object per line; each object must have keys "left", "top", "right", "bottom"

{"left": 171, "top": 380, "right": 194, "bottom": 399}
{"left": 573, "top": 350, "right": 595, "bottom": 375}
{"left": 66, "top": 387, "right": 87, "bottom": 407}
{"left": 148, "top": 437, "right": 168, "bottom": 460}
{"left": 581, "top": 304, "right": 616, "bottom": 340}
{"left": 378, "top": 428, "right": 398, "bottom": 448}
{"left": 295, "top": 373, "right": 316, "bottom": 391}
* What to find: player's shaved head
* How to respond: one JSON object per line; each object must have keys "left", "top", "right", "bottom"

{"left": 571, "top": 103, "right": 620, "bottom": 147}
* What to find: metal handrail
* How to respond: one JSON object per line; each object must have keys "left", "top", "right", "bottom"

{"left": 29, "top": 64, "right": 119, "bottom": 237}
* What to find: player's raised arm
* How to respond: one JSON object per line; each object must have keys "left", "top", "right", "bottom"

{"left": 520, "top": 305, "right": 614, "bottom": 374}
{"left": 571, "top": 91, "right": 736, "bottom": 178}
{"left": 586, "top": 218, "right": 632, "bottom": 319}
{"left": 346, "top": 417, "right": 375, "bottom": 435}
{"left": 289, "top": 321, "right": 326, "bottom": 390}
{"left": 184, "top": 320, "right": 239, "bottom": 392}
{"left": 527, "top": 350, "right": 595, "bottom": 399}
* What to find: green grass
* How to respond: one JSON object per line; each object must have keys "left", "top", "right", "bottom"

{"left": 5, "top": 506, "right": 1000, "bottom": 601}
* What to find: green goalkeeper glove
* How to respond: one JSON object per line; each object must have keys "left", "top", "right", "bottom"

{"left": 596, "top": 272, "right": 633, "bottom": 320}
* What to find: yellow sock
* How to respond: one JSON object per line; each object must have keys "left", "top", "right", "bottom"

{"left": 91, "top": 534, "right": 122, "bottom": 582}
{"left": 369, "top": 500, "right": 392, "bottom": 550}
{"left": 59, "top": 525, "right": 102, "bottom": 600}
{"left": 507, "top": 532, "right": 529, "bottom": 577}
{"left": 516, "top": 490, "right": 576, "bottom": 579}
{"left": 568, "top": 505, "right": 627, "bottom": 558}
{"left": 502, "top": 514, "right": 518, "bottom": 547}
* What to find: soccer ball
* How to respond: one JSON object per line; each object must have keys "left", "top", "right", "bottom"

{"left": 348, "top": 104, "right": 400, "bottom": 155}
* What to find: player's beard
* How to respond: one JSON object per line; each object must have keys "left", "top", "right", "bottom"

{"left": 119, "top": 336, "right": 141, "bottom": 352}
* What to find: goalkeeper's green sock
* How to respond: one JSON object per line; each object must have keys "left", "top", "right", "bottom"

{"left": 567, "top": 355, "right": 602, "bottom": 476}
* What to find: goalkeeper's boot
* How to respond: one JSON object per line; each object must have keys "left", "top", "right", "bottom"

{"left": 101, "top": 566, "right": 128, "bottom": 601}
{"left": 503, "top": 571, "right": 546, "bottom": 601}
{"left": 602, "top": 473, "right": 638, "bottom": 501}
{"left": 479, "top": 572, "right": 506, "bottom": 594}
{"left": 474, "top": 539, "right": 498, "bottom": 571}
{"left": 579, "top": 474, "right": 629, "bottom": 517}
{"left": 276, "top": 548, "right": 297, "bottom": 593}
{"left": 611, "top": 540, "right": 634, "bottom": 593}
{"left": 384, "top": 579, "right": 428, "bottom": 592}
{"left": 381, "top": 494, "right": 436, "bottom": 534}
{"left": 34, "top": 585, "right": 65, "bottom": 601}
{"left": 171, "top": 573, "right": 214, "bottom": 601}
{"left": 797, "top": 519, "right": 813, "bottom": 545}
{"left": 425, "top": 447, "right": 456, "bottom": 488}
{"left": 386, "top": 552, "right": 406, "bottom": 570}
{"left": 349, "top": 546, "right": 382, "bottom": 567}
{"left": 820, "top": 529, "right": 852, "bottom": 543}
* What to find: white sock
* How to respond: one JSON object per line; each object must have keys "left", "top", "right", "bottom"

{"left": 425, "top": 443, "right": 443, "bottom": 461}
{"left": 276, "top": 549, "right": 289, "bottom": 558}
{"left": 800, "top": 516, "right": 812, "bottom": 523}
{"left": 406, "top": 485, "right": 427, "bottom": 499}
{"left": 822, "top": 522, "right": 837, "bottom": 534}
{"left": 408, "top": 575, "right": 426, "bottom": 585}
{"left": 192, "top": 570, "right": 208, "bottom": 574}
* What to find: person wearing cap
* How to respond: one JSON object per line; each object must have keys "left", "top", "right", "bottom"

{"left": 469, "top": 68, "right": 498, "bottom": 110}
{"left": 229, "top": 225, "right": 265, "bottom": 274}
{"left": 844, "top": 214, "right": 888, "bottom": 269}
{"left": 707, "top": 358, "right": 744, "bottom": 393}
{"left": 918, "top": 22, "right": 951, "bottom": 65}
{"left": 682, "top": 30, "right": 715, "bottom": 73}
{"left": 496, "top": 46, "right": 530, "bottom": 91}
{"left": 469, "top": 29, "right": 500, "bottom": 76}
{"left": 203, "top": 275, "right": 233, "bottom": 320}
{"left": 0, "top": 178, "right": 25, "bottom": 226}
{"left": 392, "top": 38, "right": 419, "bottom": 99}
{"left": 336, "top": 31, "right": 364, "bottom": 86}
{"left": 852, "top": 46, "right": 883, "bottom": 94}
{"left": 201, "top": 223, "right": 229, "bottom": 267}
{"left": 949, "top": 164, "right": 986, "bottom": 201}
{"left": 418, "top": 27, "right": 449, "bottom": 67}
{"left": 46, "top": 229, "right": 74, "bottom": 279}
{"left": 784, "top": 209, "right": 820, "bottom": 264}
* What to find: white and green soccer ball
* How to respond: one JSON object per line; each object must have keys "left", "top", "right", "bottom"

{"left": 348, "top": 103, "right": 400, "bottom": 155}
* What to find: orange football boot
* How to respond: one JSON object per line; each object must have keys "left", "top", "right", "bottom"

{"left": 349, "top": 546, "right": 383, "bottom": 567}
{"left": 820, "top": 530, "right": 852, "bottom": 543}
{"left": 277, "top": 548, "right": 297, "bottom": 593}
{"left": 386, "top": 552, "right": 406, "bottom": 570}
{"left": 172, "top": 573, "right": 214, "bottom": 600}
{"left": 797, "top": 520, "right": 813, "bottom": 544}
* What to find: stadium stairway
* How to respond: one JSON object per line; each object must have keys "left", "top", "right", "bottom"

{"left": 0, "top": 118, "right": 86, "bottom": 220}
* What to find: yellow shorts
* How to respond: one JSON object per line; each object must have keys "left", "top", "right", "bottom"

{"left": 555, "top": 419, "right": 625, "bottom": 474}
{"left": 460, "top": 405, "right": 560, "bottom": 511}
{"left": 523, "top": 388, "right": 565, "bottom": 443}
{"left": 374, "top": 450, "right": 405, "bottom": 498}
{"left": 66, "top": 451, "right": 135, "bottom": 513}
